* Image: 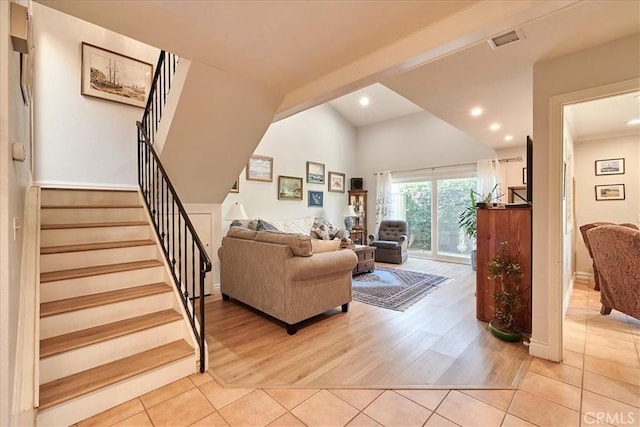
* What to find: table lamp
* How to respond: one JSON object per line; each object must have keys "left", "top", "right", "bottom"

{"left": 225, "top": 202, "right": 249, "bottom": 228}
{"left": 342, "top": 205, "right": 357, "bottom": 230}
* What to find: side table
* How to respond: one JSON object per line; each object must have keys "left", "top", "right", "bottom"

{"left": 351, "top": 245, "right": 375, "bottom": 275}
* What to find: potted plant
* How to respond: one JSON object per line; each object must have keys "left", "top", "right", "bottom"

{"left": 486, "top": 241, "right": 525, "bottom": 342}
{"left": 458, "top": 185, "right": 500, "bottom": 270}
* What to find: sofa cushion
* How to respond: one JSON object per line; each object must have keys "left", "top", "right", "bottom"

{"left": 370, "top": 240, "right": 399, "bottom": 249}
{"left": 227, "top": 227, "right": 258, "bottom": 240}
{"left": 255, "top": 231, "right": 313, "bottom": 257}
{"left": 311, "top": 238, "right": 341, "bottom": 253}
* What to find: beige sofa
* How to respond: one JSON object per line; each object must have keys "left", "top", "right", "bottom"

{"left": 219, "top": 228, "right": 358, "bottom": 334}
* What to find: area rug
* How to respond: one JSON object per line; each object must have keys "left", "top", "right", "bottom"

{"left": 352, "top": 267, "right": 450, "bottom": 311}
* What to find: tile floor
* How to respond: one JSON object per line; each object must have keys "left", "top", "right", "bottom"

{"left": 77, "top": 281, "right": 639, "bottom": 426}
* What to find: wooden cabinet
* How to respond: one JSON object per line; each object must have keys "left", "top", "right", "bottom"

{"left": 348, "top": 190, "right": 367, "bottom": 244}
{"left": 476, "top": 207, "right": 532, "bottom": 333}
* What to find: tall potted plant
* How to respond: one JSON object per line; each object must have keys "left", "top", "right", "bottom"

{"left": 486, "top": 241, "right": 525, "bottom": 342}
{"left": 458, "top": 185, "right": 501, "bottom": 270}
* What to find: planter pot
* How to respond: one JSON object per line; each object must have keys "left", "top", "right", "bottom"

{"left": 470, "top": 249, "right": 477, "bottom": 271}
{"left": 489, "top": 320, "right": 521, "bottom": 342}
{"left": 476, "top": 202, "right": 488, "bottom": 209}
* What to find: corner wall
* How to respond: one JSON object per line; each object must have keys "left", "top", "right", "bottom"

{"left": 1, "top": 1, "right": 33, "bottom": 424}
{"left": 32, "top": 3, "right": 159, "bottom": 189}
{"left": 531, "top": 33, "right": 640, "bottom": 361}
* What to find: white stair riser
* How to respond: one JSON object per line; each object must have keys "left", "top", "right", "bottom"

{"left": 41, "top": 225, "right": 151, "bottom": 247}
{"left": 37, "top": 356, "right": 195, "bottom": 427}
{"left": 40, "top": 246, "right": 159, "bottom": 273}
{"left": 40, "top": 267, "right": 166, "bottom": 303}
{"left": 40, "top": 321, "right": 185, "bottom": 384}
{"left": 40, "top": 293, "right": 174, "bottom": 339}
{"left": 41, "top": 189, "right": 140, "bottom": 207}
{"left": 41, "top": 207, "right": 145, "bottom": 225}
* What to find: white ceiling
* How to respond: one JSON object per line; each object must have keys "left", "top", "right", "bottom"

{"left": 326, "top": 1, "right": 640, "bottom": 148}
{"left": 36, "top": 0, "right": 640, "bottom": 149}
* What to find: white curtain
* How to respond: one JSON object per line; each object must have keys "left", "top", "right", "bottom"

{"left": 476, "top": 159, "right": 506, "bottom": 203}
{"left": 375, "top": 171, "right": 393, "bottom": 232}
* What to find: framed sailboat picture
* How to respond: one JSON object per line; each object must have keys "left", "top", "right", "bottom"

{"left": 81, "top": 42, "right": 153, "bottom": 108}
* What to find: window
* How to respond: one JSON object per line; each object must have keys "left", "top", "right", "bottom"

{"left": 392, "top": 166, "right": 476, "bottom": 263}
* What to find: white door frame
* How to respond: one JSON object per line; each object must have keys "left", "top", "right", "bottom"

{"left": 540, "top": 78, "right": 639, "bottom": 362}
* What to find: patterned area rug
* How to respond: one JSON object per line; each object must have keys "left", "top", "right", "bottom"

{"left": 352, "top": 267, "right": 450, "bottom": 311}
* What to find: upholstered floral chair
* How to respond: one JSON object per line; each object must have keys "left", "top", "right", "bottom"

{"left": 579, "top": 222, "right": 639, "bottom": 290}
{"left": 587, "top": 224, "right": 640, "bottom": 320}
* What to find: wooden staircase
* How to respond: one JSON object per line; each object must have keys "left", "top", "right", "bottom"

{"left": 38, "top": 188, "right": 197, "bottom": 426}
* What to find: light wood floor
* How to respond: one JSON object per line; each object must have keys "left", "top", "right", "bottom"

{"left": 204, "top": 258, "right": 531, "bottom": 389}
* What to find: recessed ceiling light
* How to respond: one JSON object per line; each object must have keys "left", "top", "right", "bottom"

{"left": 626, "top": 118, "right": 640, "bottom": 125}
{"left": 490, "top": 123, "right": 501, "bottom": 131}
{"left": 470, "top": 107, "right": 483, "bottom": 117}
{"left": 359, "top": 96, "right": 370, "bottom": 107}
{"left": 504, "top": 135, "right": 513, "bottom": 141}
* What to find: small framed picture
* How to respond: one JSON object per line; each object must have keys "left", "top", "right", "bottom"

{"left": 246, "top": 155, "right": 273, "bottom": 182}
{"left": 595, "top": 184, "right": 625, "bottom": 201}
{"left": 522, "top": 167, "right": 527, "bottom": 185}
{"left": 308, "top": 190, "right": 323, "bottom": 207}
{"left": 595, "top": 158, "right": 624, "bottom": 176}
{"left": 278, "top": 176, "right": 303, "bottom": 200}
{"left": 229, "top": 179, "right": 239, "bottom": 193}
{"left": 306, "top": 161, "right": 325, "bottom": 184}
{"left": 328, "top": 171, "right": 346, "bottom": 193}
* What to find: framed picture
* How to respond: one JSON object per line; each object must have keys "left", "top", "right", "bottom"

{"left": 246, "top": 155, "right": 273, "bottom": 182}
{"left": 306, "top": 161, "right": 325, "bottom": 184}
{"left": 595, "top": 158, "right": 624, "bottom": 176}
{"left": 522, "top": 167, "right": 527, "bottom": 185}
{"left": 81, "top": 42, "right": 153, "bottom": 108}
{"left": 328, "top": 171, "right": 346, "bottom": 193}
{"left": 308, "top": 190, "right": 323, "bottom": 207}
{"left": 595, "top": 184, "right": 625, "bottom": 201}
{"left": 229, "top": 179, "right": 239, "bottom": 193}
{"left": 278, "top": 176, "right": 303, "bottom": 200}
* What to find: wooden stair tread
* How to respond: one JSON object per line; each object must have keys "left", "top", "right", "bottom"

{"left": 41, "top": 221, "right": 148, "bottom": 230}
{"left": 40, "top": 283, "right": 172, "bottom": 317}
{"left": 40, "top": 310, "right": 182, "bottom": 358}
{"left": 41, "top": 259, "right": 163, "bottom": 283}
{"left": 41, "top": 239, "right": 156, "bottom": 254}
{"left": 39, "top": 340, "right": 193, "bottom": 410}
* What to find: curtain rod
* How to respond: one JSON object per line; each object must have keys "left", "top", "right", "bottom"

{"left": 373, "top": 156, "right": 523, "bottom": 176}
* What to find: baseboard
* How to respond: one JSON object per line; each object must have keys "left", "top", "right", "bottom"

{"left": 34, "top": 180, "right": 138, "bottom": 191}
{"left": 574, "top": 271, "right": 593, "bottom": 284}
{"left": 528, "top": 339, "right": 561, "bottom": 362}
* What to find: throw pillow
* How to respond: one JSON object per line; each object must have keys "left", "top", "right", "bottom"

{"left": 312, "top": 224, "right": 331, "bottom": 240}
{"left": 311, "top": 238, "right": 341, "bottom": 253}
{"left": 256, "top": 219, "right": 279, "bottom": 231}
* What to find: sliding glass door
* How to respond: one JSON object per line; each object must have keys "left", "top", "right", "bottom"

{"left": 393, "top": 169, "right": 476, "bottom": 263}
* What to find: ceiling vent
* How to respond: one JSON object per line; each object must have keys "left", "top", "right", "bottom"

{"left": 487, "top": 29, "right": 524, "bottom": 50}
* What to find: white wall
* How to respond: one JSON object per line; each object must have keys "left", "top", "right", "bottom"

{"left": 1, "top": 1, "right": 32, "bottom": 424}
{"left": 221, "top": 104, "right": 357, "bottom": 229}
{"left": 32, "top": 3, "right": 159, "bottom": 189}
{"left": 355, "top": 110, "right": 496, "bottom": 233}
{"left": 532, "top": 33, "right": 640, "bottom": 361}
{"left": 574, "top": 135, "right": 639, "bottom": 276}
